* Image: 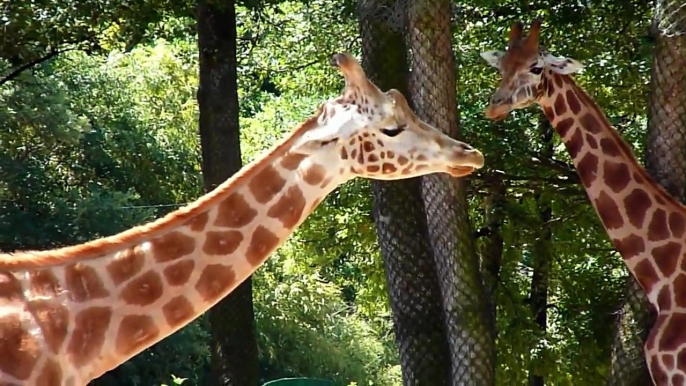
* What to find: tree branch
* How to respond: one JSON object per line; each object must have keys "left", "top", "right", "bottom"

{"left": 1, "top": 47, "right": 76, "bottom": 86}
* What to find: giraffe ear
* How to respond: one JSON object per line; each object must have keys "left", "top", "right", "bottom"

{"left": 542, "top": 53, "right": 583, "bottom": 75}
{"left": 480, "top": 51, "right": 504, "bottom": 68}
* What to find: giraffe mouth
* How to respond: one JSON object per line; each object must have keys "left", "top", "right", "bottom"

{"left": 484, "top": 105, "right": 511, "bottom": 121}
{"left": 447, "top": 166, "right": 477, "bottom": 177}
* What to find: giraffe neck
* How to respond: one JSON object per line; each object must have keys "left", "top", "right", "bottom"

{"left": 0, "top": 115, "right": 350, "bottom": 384}
{"left": 537, "top": 72, "right": 686, "bottom": 312}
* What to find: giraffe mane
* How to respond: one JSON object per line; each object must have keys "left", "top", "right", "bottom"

{"left": 0, "top": 105, "right": 325, "bottom": 270}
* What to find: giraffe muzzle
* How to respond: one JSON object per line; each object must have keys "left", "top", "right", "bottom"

{"left": 484, "top": 103, "right": 511, "bottom": 121}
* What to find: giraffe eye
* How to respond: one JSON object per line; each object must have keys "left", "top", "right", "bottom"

{"left": 380, "top": 125, "right": 405, "bottom": 137}
{"left": 530, "top": 66, "right": 543, "bottom": 75}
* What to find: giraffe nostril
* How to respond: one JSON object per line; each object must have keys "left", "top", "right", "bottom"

{"left": 459, "top": 143, "right": 474, "bottom": 152}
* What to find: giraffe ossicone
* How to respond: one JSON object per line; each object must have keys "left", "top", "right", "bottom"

{"left": 480, "top": 19, "right": 686, "bottom": 386}
{"left": 0, "top": 52, "right": 484, "bottom": 385}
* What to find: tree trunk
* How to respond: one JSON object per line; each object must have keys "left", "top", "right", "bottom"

{"left": 197, "top": 1, "right": 259, "bottom": 385}
{"left": 609, "top": 10, "right": 686, "bottom": 385}
{"left": 528, "top": 118, "right": 554, "bottom": 386}
{"left": 480, "top": 177, "right": 505, "bottom": 326}
{"left": 406, "top": 1, "right": 495, "bottom": 384}
{"left": 358, "top": 0, "right": 453, "bottom": 384}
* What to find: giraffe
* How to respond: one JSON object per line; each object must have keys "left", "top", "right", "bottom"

{"left": 0, "top": 53, "right": 485, "bottom": 386}
{"left": 479, "top": 19, "right": 686, "bottom": 385}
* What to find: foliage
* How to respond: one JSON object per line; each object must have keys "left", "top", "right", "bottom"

{"left": 0, "top": 0, "right": 664, "bottom": 385}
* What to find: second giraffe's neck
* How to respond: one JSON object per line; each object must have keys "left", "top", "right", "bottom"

{"left": 19, "top": 125, "right": 349, "bottom": 381}
{"left": 537, "top": 72, "right": 686, "bottom": 310}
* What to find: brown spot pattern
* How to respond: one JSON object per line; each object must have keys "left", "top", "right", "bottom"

{"left": 203, "top": 230, "right": 243, "bottom": 255}
{"left": 634, "top": 259, "right": 660, "bottom": 293}
{"left": 368, "top": 154, "right": 378, "bottom": 162}
{"left": 28, "top": 270, "right": 61, "bottom": 297}
{"left": 579, "top": 113, "right": 602, "bottom": 134}
{"left": 184, "top": 212, "right": 208, "bottom": 232}
{"left": 554, "top": 94, "right": 567, "bottom": 115}
{"left": 566, "top": 129, "right": 584, "bottom": 159}
{"left": 586, "top": 134, "right": 598, "bottom": 149}
{"left": 35, "top": 359, "right": 62, "bottom": 386}
{"left": 350, "top": 149, "right": 357, "bottom": 160}
{"left": 566, "top": 89, "right": 581, "bottom": 114}
{"left": 150, "top": 232, "right": 195, "bottom": 263}
{"left": 0, "top": 314, "right": 40, "bottom": 380}
{"left": 659, "top": 313, "right": 686, "bottom": 351}
{"left": 267, "top": 185, "right": 306, "bottom": 229}
{"left": 675, "top": 275, "right": 686, "bottom": 308}
{"left": 602, "top": 161, "right": 630, "bottom": 193}
{"left": 363, "top": 141, "right": 375, "bottom": 152}
{"left": 546, "top": 78, "right": 555, "bottom": 97}
{"left": 382, "top": 162, "right": 398, "bottom": 174}
{"left": 26, "top": 300, "right": 68, "bottom": 353}
{"left": 163, "top": 296, "right": 195, "bottom": 327}
{"left": 599, "top": 138, "right": 621, "bottom": 157}
{"left": 554, "top": 73, "right": 563, "bottom": 88}
{"left": 387, "top": 151, "right": 395, "bottom": 159}
{"left": 215, "top": 192, "right": 258, "bottom": 228}
{"left": 115, "top": 314, "right": 159, "bottom": 355}
{"left": 303, "top": 163, "right": 326, "bottom": 186}
{"left": 64, "top": 263, "right": 109, "bottom": 302}
{"left": 650, "top": 355, "right": 668, "bottom": 385}
{"left": 647, "top": 315, "right": 668, "bottom": 351}
{"left": 367, "top": 165, "right": 380, "bottom": 173}
{"left": 246, "top": 226, "right": 280, "bottom": 266}
{"left": 576, "top": 152, "right": 598, "bottom": 188}
{"left": 119, "top": 270, "right": 164, "bottom": 306}
{"left": 398, "top": 156, "right": 409, "bottom": 166}
{"left": 624, "top": 189, "right": 653, "bottom": 228}
{"left": 613, "top": 234, "right": 645, "bottom": 259}
{"left": 669, "top": 212, "right": 686, "bottom": 238}
{"left": 340, "top": 147, "right": 348, "bottom": 160}
{"left": 195, "top": 264, "right": 237, "bottom": 302}
{"left": 653, "top": 242, "right": 681, "bottom": 277}
{"left": 663, "top": 354, "right": 676, "bottom": 371}
{"left": 679, "top": 349, "right": 686, "bottom": 374}
{"left": 67, "top": 307, "right": 112, "bottom": 367}
{"left": 594, "top": 191, "right": 624, "bottom": 229}
{"left": 658, "top": 285, "right": 672, "bottom": 310}
{"left": 648, "top": 209, "right": 671, "bottom": 242}
{"left": 555, "top": 117, "right": 575, "bottom": 138}
{"left": 543, "top": 106, "right": 554, "bottom": 120}
{"left": 163, "top": 260, "right": 195, "bottom": 286}
{"left": 249, "top": 166, "right": 286, "bottom": 203}
{"left": 107, "top": 247, "right": 145, "bottom": 286}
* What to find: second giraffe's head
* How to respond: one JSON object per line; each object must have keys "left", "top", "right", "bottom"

{"left": 479, "top": 20, "right": 584, "bottom": 120}
{"left": 291, "top": 53, "right": 485, "bottom": 180}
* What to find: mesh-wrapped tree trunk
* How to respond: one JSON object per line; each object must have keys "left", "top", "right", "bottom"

{"left": 406, "top": 1, "right": 495, "bottom": 384}
{"left": 197, "top": 0, "right": 259, "bottom": 384}
{"left": 357, "top": 0, "right": 453, "bottom": 383}
{"left": 609, "top": 5, "right": 686, "bottom": 385}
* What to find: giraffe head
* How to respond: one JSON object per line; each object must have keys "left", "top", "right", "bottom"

{"left": 479, "top": 20, "right": 584, "bottom": 120}
{"left": 290, "top": 53, "right": 485, "bottom": 179}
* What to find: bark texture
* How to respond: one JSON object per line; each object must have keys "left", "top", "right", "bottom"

{"left": 358, "top": 0, "right": 453, "bottom": 383}
{"left": 197, "top": 1, "right": 259, "bottom": 384}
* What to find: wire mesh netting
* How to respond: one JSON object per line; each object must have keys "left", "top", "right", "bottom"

{"left": 610, "top": 2, "right": 686, "bottom": 385}
{"left": 357, "top": 0, "right": 495, "bottom": 384}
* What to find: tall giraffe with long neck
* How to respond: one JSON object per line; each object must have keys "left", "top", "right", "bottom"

{"left": 480, "top": 20, "right": 686, "bottom": 385}
{"left": 0, "top": 53, "right": 485, "bottom": 386}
